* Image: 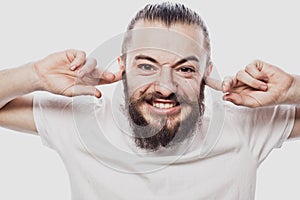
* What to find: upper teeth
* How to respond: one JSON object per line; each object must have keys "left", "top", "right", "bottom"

{"left": 153, "top": 102, "right": 176, "bottom": 109}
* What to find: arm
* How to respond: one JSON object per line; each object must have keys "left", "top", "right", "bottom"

{"left": 284, "top": 75, "right": 300, "bottom": 139}
{"left": 206, "top": 60, "right": 300, "bottom": 139}
{"left": 0, "top": 63, "right": 39, "bottom": 134}
{"left": 0, "top": 49, "right": 123, "bottom": 135}
{"left": 289, "top": 107, "right": 300, "bottom": 139}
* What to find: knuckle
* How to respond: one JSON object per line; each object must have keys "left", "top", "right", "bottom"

{"left": 245, "top": 65, "right": 252, "bottom": 72}
{"left": 236, "top": 70, "right": 244, "bottom": 79}
{"left": 80, "top": 50, "right": 86, "bottom": 58}
{"left": 253, "top": 59, "right": 264, "bottom": 70}
{"left": 66, "top": 49, "right": 76, "bottom": 54}
{"left": 252, "top": 59, "right": 262, "bottom": 64}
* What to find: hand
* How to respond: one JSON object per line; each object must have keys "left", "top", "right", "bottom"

{"left": 33, "top": 49, "right": 123, "bottom": 98}
{"left": 206, "top": 60, "right": 295, "bottom": 107}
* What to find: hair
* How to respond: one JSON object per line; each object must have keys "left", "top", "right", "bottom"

{"left": 121, "top": 2, "right": 211, "bottom": 66}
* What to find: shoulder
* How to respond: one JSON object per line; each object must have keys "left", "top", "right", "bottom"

{"left": 33, "top": 92, "right": 110, "bottom": 117}
{"left": 224, "top": 103, "right": 295, "bottom": 122}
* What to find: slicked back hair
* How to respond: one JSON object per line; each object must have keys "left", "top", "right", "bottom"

{"left": 121, "top": 2, "right": 211, "bottom": 67}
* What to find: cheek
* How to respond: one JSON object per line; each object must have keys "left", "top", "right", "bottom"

{"left": 176, "top": 78, "right": 202, "bottom": 101}
{"left": 126, "top": 74, "right": 157, "bottom": 97}
{"left": 128, "top": 83, "right": 152, "bottom": 101}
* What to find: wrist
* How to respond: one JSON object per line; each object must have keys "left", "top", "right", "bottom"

{"left": 30, "top": 61, "right": 44, "bottom": 91}
{"left": 19, "top": 62, "right": 43, "bottom": 92}
{"left": 285, "top": 75, "right": 300, "bottom": 104}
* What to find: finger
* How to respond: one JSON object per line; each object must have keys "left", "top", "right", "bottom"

{"left": 236, "top": 70, "right": 268, "bottom": 91}
{"left": 205, "top": 76, "right": 223, "bottom": 92}
{"left": 98, "top": 72, "right": 121, "bottom": 85}
{"left": 70, "top": 85, "right": 102, "bottom": 98}
{"left": 98, "top": 67, "right": 124, "bottom": 85}
{"left": 222, "top": 76, "right": 238, "bottom": 93}
{"left": 78, "top": 58, "right": 97, "bottom": 77}
{"left": 245, "top": 62, "right": 268, "bottom": 82}
{"left": 223, "top": 93, "right": 243, "bottom": 106}
{"left": 66, "top": 49, "right": 86, "bottom": 70}
{"left": 223, "top": 93, "right": 260, "bottom": 108}
{"left": 111, "top": 67, "right": 124, "bottom": 82}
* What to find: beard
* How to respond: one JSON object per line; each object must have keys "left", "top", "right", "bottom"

{"left": 122, "top": 73, "right": 205, "bottom": 151}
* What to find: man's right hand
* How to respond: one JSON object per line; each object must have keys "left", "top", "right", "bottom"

{"left": 33, "top": 49, "right": 123, "bottom": 98}
{"left": 0, "top": 49, "right": 124, "bottom": 134}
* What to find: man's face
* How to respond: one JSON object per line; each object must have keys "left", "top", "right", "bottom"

{"left": 121, "top": 21, "right": 209, "bottom": 151}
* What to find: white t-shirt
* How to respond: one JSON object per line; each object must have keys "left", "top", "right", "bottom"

{"left": 33, "top": 85, "right": 295, "bottom": 200}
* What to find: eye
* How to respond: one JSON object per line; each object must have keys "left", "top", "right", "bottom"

{"left": 137, "top": 64, "right": 157, "bottom": 71}
{"left": 178, "top": 66, "right": 195, "bottom": 73}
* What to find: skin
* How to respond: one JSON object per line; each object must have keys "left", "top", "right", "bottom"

{"left": 0, "top": 49, "right": 123, "bottom": 134}
{"left": 0, "top": 21, "right": 299, "bottom": 141}
{"left": 121, "top": 22, "right": 209, "bottom": 131}
{"left": 206, "top": 60, "right": 300, "bottom": 139}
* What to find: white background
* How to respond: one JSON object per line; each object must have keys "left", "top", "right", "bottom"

{"left": 0, "top": 0, "right": 299, "bottom": 199}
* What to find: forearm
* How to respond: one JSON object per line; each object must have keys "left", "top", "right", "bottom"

{"left": 0, "top": 63, "right": 40, "bottom": 109}
{"left": 285, "top": 75, "right": 300, "bottom": 105}
{"left": 287, "top": 75, "right": 300, "bottom": 139}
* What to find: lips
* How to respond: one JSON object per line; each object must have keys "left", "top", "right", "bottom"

{"left": 152, "top": 101, "right": 176, "bottom": 109}
{"left": 146, "top": 99, "right": 181, "bottom": 115}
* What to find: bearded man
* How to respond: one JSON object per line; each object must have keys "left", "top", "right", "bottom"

{"left": 0, "top": 2, "right": 299, "bottom": 200}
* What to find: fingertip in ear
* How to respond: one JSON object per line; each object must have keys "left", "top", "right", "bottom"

{"left": 118, "top": 56, "right": 125, "bottom": 66}
{"left": 204, "top": 64, "right": 213, "bottom": 79}
{"left": 118, "top": 56, "right": 126, "bottom": 72}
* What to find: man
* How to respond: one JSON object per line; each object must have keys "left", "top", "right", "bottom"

{"left": 0, "top": 2, "right": 299, "bottom": 200}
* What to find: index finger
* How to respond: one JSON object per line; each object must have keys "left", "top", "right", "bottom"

{"left": 99, "top": 67, "right": 124, "bottom": 85}
{"left": 205, "top": 76, "right": 223, "bottom": 92}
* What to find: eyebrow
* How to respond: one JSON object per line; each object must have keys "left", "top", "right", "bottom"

{"left": 174, "top": 56, "right": 199, "bottom": 66}
{"left": 134, "top": 55, "right": 199, "bottom": 67}
{"left": 134, "top": 55, "right": 159, "bottom": 64}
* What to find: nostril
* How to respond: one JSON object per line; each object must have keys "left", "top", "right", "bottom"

{"left": 154, "top": 84, "right": 175, "bottom": 97}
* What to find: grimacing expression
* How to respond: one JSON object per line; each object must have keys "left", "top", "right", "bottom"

{"left": 121, "top": 22, "right": 210, "bottom": 151}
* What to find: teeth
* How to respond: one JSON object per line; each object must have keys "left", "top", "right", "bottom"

{"left": 152, "top": 102, "right": 176, "bottom": 109}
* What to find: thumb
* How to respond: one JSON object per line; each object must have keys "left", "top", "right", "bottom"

{"left": 71, "top": 85, "right": 102, "bottom": 98}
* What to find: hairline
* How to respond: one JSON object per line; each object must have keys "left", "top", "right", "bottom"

{"left": 121, "top": 19, "right": 211, "bottom": 68}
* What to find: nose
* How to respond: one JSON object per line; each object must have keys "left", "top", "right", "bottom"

{"left": 154, "top": 67, "right": 177, "bottom": 97}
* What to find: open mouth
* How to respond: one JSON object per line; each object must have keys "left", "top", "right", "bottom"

{"left": 145, "top": 99, "right": 181, "bottom": 115}
{"left": 152, "top": 100, "right": 177, "bottom": 109}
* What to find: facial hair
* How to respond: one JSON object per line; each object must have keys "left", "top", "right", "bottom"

{"left": 122, "top": 72, "right": 205, "bottom": 151}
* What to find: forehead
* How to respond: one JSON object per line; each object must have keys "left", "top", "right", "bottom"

{"left": 126, "top": 21, "right": 206, "bottom": 60}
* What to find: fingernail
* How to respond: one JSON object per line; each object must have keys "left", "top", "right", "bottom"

{"left": 96, "top": 92, "right": 102, "bottom": 98}
{"left": 263, "top": 77, "right": 269, "bottom": 82}
{"left": 260, "top": 85, "right": 268, "bottom": 91}
{"left": 70, "top": 65, "right": 76, "bottom": 70}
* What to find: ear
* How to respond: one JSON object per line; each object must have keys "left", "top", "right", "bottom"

{"left": 117, "top": 56, "right": 125, "bottom": 71}
{"left": 205, "top": 64, "right": 213, "bottom": 77}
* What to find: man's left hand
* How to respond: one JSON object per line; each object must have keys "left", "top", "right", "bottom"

{"left": 206, "top": 60, "right": 297, "bottom": 107}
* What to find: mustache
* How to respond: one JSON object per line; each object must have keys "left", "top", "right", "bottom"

{"left": 135, "top": 91, "right": 198, "bottom": 106}
{"left": 143, "top": 92, "right": 178, "bottom": 103}
{"left": 127, "top": 92, "right": 200, "bottom": 111}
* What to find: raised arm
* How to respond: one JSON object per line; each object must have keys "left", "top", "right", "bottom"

{"left": 0, "top": 49, "right": 123, "bottom": 135}
{"left": 206, "top": 60, "right": 300, "bottom": 139}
